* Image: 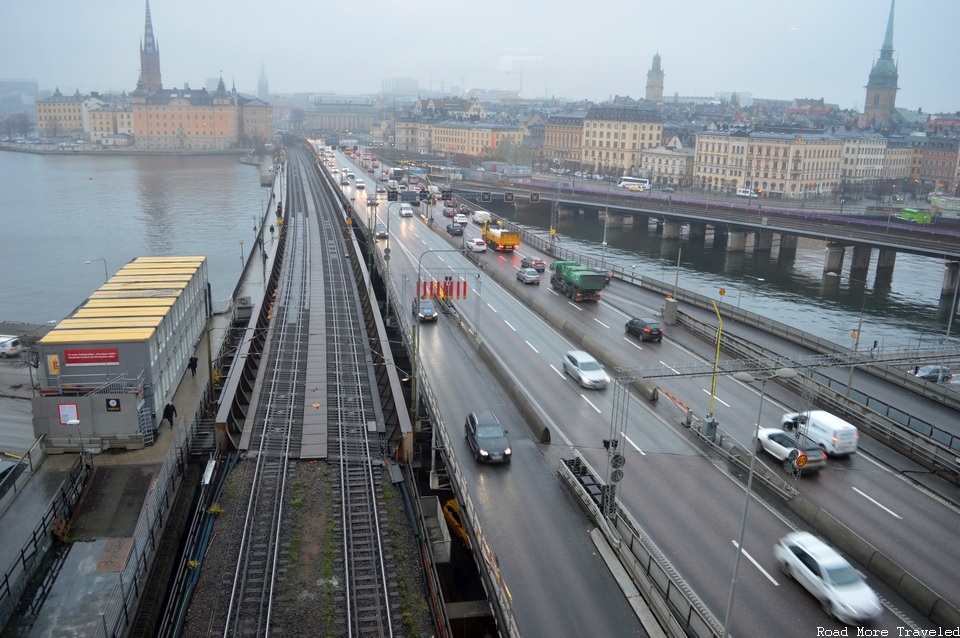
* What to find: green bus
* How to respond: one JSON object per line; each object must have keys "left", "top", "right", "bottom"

{"left": 900, "top": 208, "right": 932, "bottom": 224}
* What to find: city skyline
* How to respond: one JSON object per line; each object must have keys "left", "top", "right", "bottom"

{"left": 3, "top": 0, "right": 960, "bottom": 114}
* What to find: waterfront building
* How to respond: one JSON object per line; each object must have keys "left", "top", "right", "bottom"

{"left": 430, "top": 120, "right": 522, "bottom": 158}
{"left": 540, "top": 111, "right": 586, "bottom": 170}
{"left": 580, "top": 106, "right": 663, "bottom": 177}
{"left": 640, "top": 138, "right": 694, "bottom": 187}
{"left": 837, "top": 129, "right": 887, "bottom": 199}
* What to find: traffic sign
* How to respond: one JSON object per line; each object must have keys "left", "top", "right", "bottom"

{"left": 530, "top": 193, "right": 540, "bottom": 203}
{"left": 796, "top": 454, "right": 808, "bottom": 467}
{"left": 504, "top": 192, "right": 514, "bottom": 203}
{"left": 481, "top": 192, "right": 491, "bottom": 202}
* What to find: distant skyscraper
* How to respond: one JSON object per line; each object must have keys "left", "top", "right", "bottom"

{"left": 139, "top": 0, "right": 162, "bottom": 94}
{"left": 646, "top": 53, "right": 664, "bottom": 102}
{"left": 861, "top": 0, "right": 898, "bottom": 128}
{"left": 258, "top": 64, "right": 269, "bottom": 100}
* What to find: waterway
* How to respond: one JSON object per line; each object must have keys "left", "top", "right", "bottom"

{"left": 0, "top": 150, "right": 273, "bottom": 324}
{"left": 0, "top": 150, "right": 956, "bottom": 353}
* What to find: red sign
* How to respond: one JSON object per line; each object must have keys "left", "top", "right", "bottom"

{"left": 64, "top": 348, "right": 120, "bottom": 366}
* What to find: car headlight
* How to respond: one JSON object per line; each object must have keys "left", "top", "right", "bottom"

{"left": 479, "top": 449, "right": 489, "bottom": 457}
{"left": 503, "top": 448, "right": 511, "bottom": 455}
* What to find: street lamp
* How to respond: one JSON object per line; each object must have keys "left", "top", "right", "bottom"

{"left": 736, "top": 275, "right": 765, "bottom": 308}
{"left": 826, "top": 273, "right": 869, "bottom": 396}
{"left": 85, "top": 258, "right": 109, "bottom": 283}
{"left": 723, "top": 367, "right": 798, "bottom": 637}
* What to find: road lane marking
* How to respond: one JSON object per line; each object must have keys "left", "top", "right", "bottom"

{"left": 549, "top": 364, "right": 565, "bottom": 378}
{"left": 504, "top": 321, "right": 517, "bottom": 332}
{"left": 732, "top": 540, "right": 779, "bottom": 586}
{"left": 526, "top": 341, "right": 539, "bottom": 353}
{"left": 581, "top": 395, "right": 602, "bottom": 414}
{"left": 624, "top": 337, "right": 643, "bottom": 350}
{"left": 852, "top": 487, "right": 903, "bottom": 519}
{"left": 624, "top": 435, "right": 646, "bottom": 455}
{"left": 487, "top": 303, "right": 498, "bottom": 313}
{"left": 660, "top": 360, "right": 681, "bottom": 374}
{"left": 567, "top": 302, "right": 583, "bottom": 311}
{"left": 702, "top": 388, "right": 730, "bottom": 407}
{"left": 594, "top": 318, "right": 611, "bottom": 329}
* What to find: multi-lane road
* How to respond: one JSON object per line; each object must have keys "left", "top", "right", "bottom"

{"left": 334, "top": 149, "right": 954, "bottom": 635}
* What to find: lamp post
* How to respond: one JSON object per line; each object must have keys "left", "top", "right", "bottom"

{"left": 600, "top": 190, "right": 610, "bottom": 267}
{"left": 239, "top": 239, "right": 245, "bottom": 270}
{"left": 826, "top": 273, "right": 869, "bottom": 396}
{"left": 85, "top": 258, "right": 109, "bottom": 283}
{"left": 736, "top": 275, "right": 765, "bottom": 308}
{"left": 723, "top": 368, "right": 798, "bottom": 637}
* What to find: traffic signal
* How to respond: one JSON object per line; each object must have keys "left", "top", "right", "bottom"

{"left": 481, "top": 192, "right": 491, "bottom": 202}
{"left": 504, "top": 192, "right": 514, "bottom": 203}
{"left": 530, "top": 193, "right": 540, "bottom": 203}
{"left": 387, "top": 190, "right": 398, "bottom": 201}
{"left": 419, "top": 189, "right": 429, "bottom": 201}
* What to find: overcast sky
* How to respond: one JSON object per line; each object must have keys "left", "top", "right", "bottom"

{"left": 4, "top": 0, "right": 958, "bottom": 114}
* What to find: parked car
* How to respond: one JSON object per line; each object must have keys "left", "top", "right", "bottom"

{"left": 562, "top": 350, "right": 610, "bottom": 389}
{"left": 755, "top": 428, "right": 827, "bottom": 474}
{"left": 467, "top": 238, "right": 486, "bottom": 253}
{"left": 445, "top": 222, "right": 463, "bottom": 236}
{"left": 774, "top": 532, "right": 883, "bottom": 624}
{"left": 413, "top": 298, "right": 438, "bottom": 321}
{"left": 374, "top": 223, "right": 388, "bottom": 239}
{"left": 911, "top": 365, "right": 953, "bottom": 382}
{"left": 442, "top": 499, "right": 471, "bottom": 549}
{"left": 520, "top": 257, "right": 546, "bottom": 272}
{"left": 464, "top": 411, "right": 511, "bottom": 464}
{"left": 516, "top": 268, "right": 540, "bottom": 285}
{"left": 625, "top": 317, "right": 663, "bottom": 342}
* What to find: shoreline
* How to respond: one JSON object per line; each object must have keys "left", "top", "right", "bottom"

{"left": 0, "top": 143, "right": 252, "bottom": 157}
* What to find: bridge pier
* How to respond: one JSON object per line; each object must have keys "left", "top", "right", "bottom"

{"left": 943, "top": 261, "right": 960, "bottom": 302}
{"left": 876, "top": 248, "right": 897, "bottom": 277}
{"left": 688, "top": 223, "right": 706, "bottom": 243}
{"left": 726, "top": 231, "right": 747, "bottom": 253}
{"left": 823, "top": 243, "right": 845, "bottom": 276}
{"left": 662, "top": 221, "right": 682, "bottom": 240}
{"left": 754, "top": 229, "right": 773, "bottom": 252}
{"left": 850, "top": 246, "right": 872, "bottom": 279}
{"left": 779, "top": 234, "right": 798, "bottom": 259}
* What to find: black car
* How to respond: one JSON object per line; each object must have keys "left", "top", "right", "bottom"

{"left": 464, "top": 411, "right": 511, "bottom": 464}
{"left": 625, "top": 317, "right": 663, "bottom": 342}
{"left": 446, "top": 222, "right": 463, "bottom": 236}
{"left": 521, "top": 257, "right": 546, "bottom": 272}
{"left": 442, "top": 207, "right": 456, "bottom": 217}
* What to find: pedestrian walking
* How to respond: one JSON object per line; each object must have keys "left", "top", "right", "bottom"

{"left": 162, "top": 402, "right": 177, "bottom": 428}
{"left": 188, "top": 356, "right": 199, "bottom": 377}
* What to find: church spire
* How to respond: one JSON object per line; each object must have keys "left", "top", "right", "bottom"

{"left": 880, "top": 0, "right": 895, "bottom": 58}
{"left": 860, "top": 0, "right": 898, "bottom": 128}
{"left": 139, "top": 0, "right": 162, "bottom": 93}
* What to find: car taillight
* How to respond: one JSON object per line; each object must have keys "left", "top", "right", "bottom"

{"left": 642, "top": 328, "right": 651, "bottom": 333}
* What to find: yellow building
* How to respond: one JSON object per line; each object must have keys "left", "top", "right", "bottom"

{"left": 130, "top": 76, "right": 238, "bottom": 150}
{"left": 541, "top": 112, "right": 586, "bottom": 169}
{"left": 640, "top": 138, "right": 694, "bottom": 187}
{"left": 430, "top": 121, "right": 522, "bottom": 158}
{"left": 35, "top": 89, "right": 87, "bottom": 137}
{"left": 581, "top": 106, "right": 662, "bottom": 177}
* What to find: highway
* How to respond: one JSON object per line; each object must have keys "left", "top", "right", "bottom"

{"left": 334, "top": 149, "right": 952, "bottom": 635}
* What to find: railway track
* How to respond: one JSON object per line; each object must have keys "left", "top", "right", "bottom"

{"left": 218, "top": 145, "right": 396, "bottom": 636}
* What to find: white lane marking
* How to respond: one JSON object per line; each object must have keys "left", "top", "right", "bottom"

{"left": 549, "top": 288, "right": 561, "bottom": 297}
{"left": 852, "top": 487, "right": 903, "bottom": 519}
{"left": 487, "top": 303, "right": 498, "bottom": 314}
{"left": 702, "top": 388, "right": 730, "bottom": 407}
{"left": 581, "top": 395, "right": 602, "bottom": 414}
{"left": 504, "top": 320, "right": 517, "bottom": 332}
{"left": 549, "top": 364, "right": 565, "bottom": 378}
{"left": 660, "top": 360, "right": 681, "bottom": 374}
{"left": 732, "top": 540, "right": 779, "bottom": 586}
{"left": 624, "top": 337, "right": 643, "bottom": 351}
{"left": 437, "top": 255, "right": 446, "bottom": 263}
{"left": 567, "top": 302, "right": 583, "bottom": 311}
{"left": 526, "top": 341, "right": 539, "bottom": 353}
{"left": 624, "top": 435, "right": 646, "bottom": 455}
{"left": 594, "top": 318, "right": 611, "bottom": 329}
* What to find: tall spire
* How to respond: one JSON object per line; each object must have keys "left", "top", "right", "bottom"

{"left": 879, "top": 0, "right": 895, "bottom": 60}
{"left": 139, "top": 0, "right": 162, "bottom": 93}
{"left": 860, "top": 0, "right": 898, "bottom": 128}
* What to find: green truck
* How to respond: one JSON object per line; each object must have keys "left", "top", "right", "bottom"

{"left": 550, "top": 261, "right": 606, "bottom": 302}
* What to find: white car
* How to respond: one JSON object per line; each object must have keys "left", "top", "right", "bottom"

{"left": 355, "top": 182, "right": 366, "bottom": 190}
{"left": 774, "top": 532, "right": 883, "bottom": 625}
{"left": 562, "top": 350, "right": 610, "bottom": 390}
{"left": 398, "top": 203, "right": 413, "bottom": 217}
{"left": 467, "top": 238, "right": 486, "bottom": 252}
{"left": 755, "top": 428, "right": 827, "bottom": 474}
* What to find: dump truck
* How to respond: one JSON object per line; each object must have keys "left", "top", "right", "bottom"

{"left": 481, "top": 222, "right": 520, "bottom": 251}
{"left": 550, "top": 261, "right": 606, "bottom": 301}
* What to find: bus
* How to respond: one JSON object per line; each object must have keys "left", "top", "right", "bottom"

{"left": 616, "top": 177, "right": 650, "bottom": 190}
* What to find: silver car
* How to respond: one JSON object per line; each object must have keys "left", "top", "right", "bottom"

{"left": 562, "top": 350, "right": 609, "bottom": 389}
{"left": 774, "top": 532, "right": 882, "bottom": 624}
{"left": 755, "top": 428, "right": 827, "bottom": 475}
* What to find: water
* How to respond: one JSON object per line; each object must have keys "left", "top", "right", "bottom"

{"left": 0, "top": 151, "right": 273, "bottom": 324}
{"left": 1, "top": 150, "right": 955, "bottom": 351}
{"left": 493, "top": 200, "right": 960, "bottom": 350}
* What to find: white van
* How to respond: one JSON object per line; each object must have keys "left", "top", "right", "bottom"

{"left": 781, "top": 410, "right": 859, "bottom": 456}
{"left": 472, "top": 211, "right": 491, "bottom": 225}
{"left": 736, "top": 188, "right": 759, "bottom": 198}
{"left": 0, "top": 336, "right": 21, "bottom": 358}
